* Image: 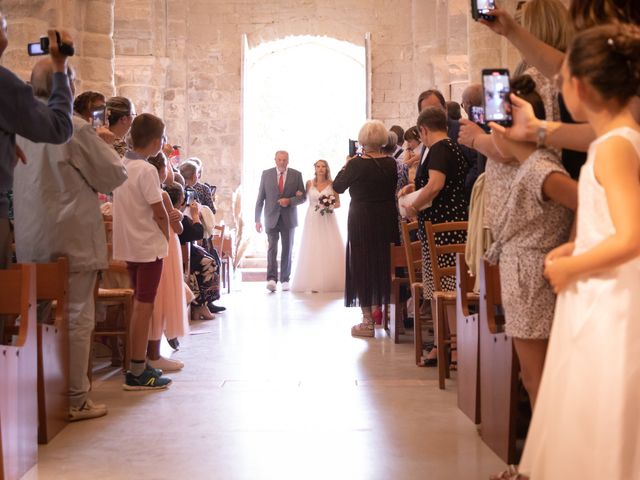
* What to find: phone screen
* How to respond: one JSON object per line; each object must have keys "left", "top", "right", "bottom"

{"left": 90, "top": 108, "right": 106, "bottom": 129}
{"left": 482, "top": 69, "right": 512, "bottom": 126}
{"left": 471, "top": 106, "right": 485, "bottom": 124}
{"left": 476, "top": 0, "right": 495, "bottom": 13}
{"left": 27, "top": 42, "right": 45, "bottom": 56}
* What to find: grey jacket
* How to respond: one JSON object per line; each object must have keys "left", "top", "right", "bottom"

{"left": 255, "top": 167, "right": 306, "bottom": 230}
{"left": 0, "top": 68, "right": 73, "bottom": 218}
{"left": 13, "top": 114, "right": 127, "bottom": 272}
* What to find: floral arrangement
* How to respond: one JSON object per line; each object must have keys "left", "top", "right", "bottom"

{"left": 315, "top": 194, "right": 336, "bottom": 216}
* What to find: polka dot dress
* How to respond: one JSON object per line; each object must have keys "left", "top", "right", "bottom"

{"left": 415, "top": 138, "right": 469, "bottom": 299}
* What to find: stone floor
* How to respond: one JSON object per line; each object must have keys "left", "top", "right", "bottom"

{"left": 24, "top": 283, "right": 505, "bottom": 480}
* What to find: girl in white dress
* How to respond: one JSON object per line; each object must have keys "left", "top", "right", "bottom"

{"left": 514, "top": 24, "right": 640, "bottom": 479}
{"left": 291, "top": 160, "right": 345, "bottom": 293}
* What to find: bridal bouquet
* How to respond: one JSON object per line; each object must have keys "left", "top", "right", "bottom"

{"left": 315, "top": 194, "right": 336, "bottom": 216}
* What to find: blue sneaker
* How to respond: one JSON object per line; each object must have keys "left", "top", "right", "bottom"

{"left": 123, "top": 367, "right": 172, "bottom": 391}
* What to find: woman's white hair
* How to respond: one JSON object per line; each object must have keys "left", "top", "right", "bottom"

{"left": 358, "top": 120, "right": 388, "bottom": 151}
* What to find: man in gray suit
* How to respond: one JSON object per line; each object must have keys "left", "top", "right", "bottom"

{"left": 255, "top": 150, "right": 306, "bottom": 292}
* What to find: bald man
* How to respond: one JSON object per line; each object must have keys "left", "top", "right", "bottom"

{"left": 0, "top": 13, "right": 74, "bottom": 268}
{"left": 14, "top": 57, "right": 127, "bottom": 421}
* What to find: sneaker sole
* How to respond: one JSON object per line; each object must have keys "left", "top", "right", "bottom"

{"left": 122, "top": 383, "right": 171, "bottom": 391}
{"left": 69, "top": 410, "right": 108, "bottom": 421}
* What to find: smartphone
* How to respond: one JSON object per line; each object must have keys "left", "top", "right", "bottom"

{"left": 348, "top": 139, "right": 357, "bottom": 157}
{"left": 471, "top": 0, "right": 496, "bottom": 21}
{"left": 90, "top": 108, "right": 106, "bottom": 129}
{"left": 482, "top": 68, "right": 513, "bottom": 127}
{"left": 471, "top": 105, "right": 485, "bottom": 124}
{"left": 184, "top": 187, "right": 195, "bottom": 206}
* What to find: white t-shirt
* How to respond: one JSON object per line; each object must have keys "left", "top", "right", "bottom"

{"left": 112, "top": 153, "right": 168, "bottom": 262}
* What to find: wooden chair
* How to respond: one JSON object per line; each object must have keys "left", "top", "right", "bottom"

{"left": 455, "top": 253, "right": 480, "bottom": 424}
{"left": 386, "top": 243, "right": 409, "bottom": 343}
{"left": 478, "top": 260, "right": 524, "bottom": 464}
{"left": 93, "top": 220, "right": 133, "bottom": 373}
{"left": 400, "top": 220, "right": 430, "bottom": 365}
{"left": 0, "top": 264, "right": 38, "bottom": 480}
{"left": 424, "top": 220, "right": 469, "bottom": 389}
{"left": 221, "top": 235, "right": 232, "bottom": 294}
{"left": 33, "top": 258, "right": 70, "bottom": 444}
{"left": 213, "top": 225, "right": 231, "bottom": 294}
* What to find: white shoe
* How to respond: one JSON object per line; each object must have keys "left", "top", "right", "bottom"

{"left": 69, "top": 399, "right": 108, "bottom": 422}
{"left": 266, "top": 280, "right": 277, "bottom": 292}
{"left": 281, "top": 281, "right": 290, "bottom": 291}
{"left": 147, "top": 356, "right": 184, "bottom": 372}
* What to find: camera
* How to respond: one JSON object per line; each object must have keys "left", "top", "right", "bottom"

{"left": 184, "top": 187, "right": 195, "bottom": 206}
{"left": 482, "top": 68, "right": 513, "bottom": 127}
{"left": 27, "top": 31, "right": 75, "bottom": 57}
{"left": 471, "top": 0, "right": 496, "bottom": 21}
{"left": 90, "top": 108, "right": 106, "bottom": 129}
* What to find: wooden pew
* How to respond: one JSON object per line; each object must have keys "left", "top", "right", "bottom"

{"left": 386, "top": 244, "right": 408, "bottom": 343}
{"left": 0, "top": 264, "right": 38, "bottom": 480}
{"left": 34, "top": 258, "right": 70, "bottom": 444}
{"left": 455, "top": 253, "right": 480, "bottom": 424}
{"left": 478, "top": 260, "right": 525, "bottom": 464}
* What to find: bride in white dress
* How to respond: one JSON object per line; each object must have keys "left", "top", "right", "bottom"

{"left": 292, "top": 160, "right": 346, "bottom": 293}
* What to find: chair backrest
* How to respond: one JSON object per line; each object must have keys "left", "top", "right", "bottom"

{"left": 34, "top": 258, "right": 69, "bottom": 328}
{"left": 425, "top": 221, "right": 468, "bottom": 291}
{"left": 400, "top": 220, "right": 423, "bottom": 285}
{"left": 0, "top": 264, "right": 36, "bottom": 347}
{"left": 213, "top": 224, "right": 225, "bottom": 256}
{"left": 104, "top": 220, "right": 113, "bottom": 258}
{"left": 389, "top": 243, "right": 407, "bottom": 270}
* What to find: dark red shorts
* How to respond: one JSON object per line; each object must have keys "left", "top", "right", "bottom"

{"left": 126, "top": 258, "right": 163, "bottom": 303}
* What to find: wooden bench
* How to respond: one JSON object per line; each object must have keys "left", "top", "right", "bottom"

{"left": 386, "top": 243, "right": 408, "bottom": 343}
{"left": 33, "top": 258, "right": 70, "bottom": 444}
{"left": 455, "top": 253, "right": 480, "bottom": 424}
{"left": 478, "top": 260, "right": 526, "bottom": 464}
{"left": 0, "top": 264, "right": 38, "bottom": 480}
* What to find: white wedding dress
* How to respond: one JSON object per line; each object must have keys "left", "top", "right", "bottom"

{"left": 291, "top": 184, "right": 345, "bottom": 293}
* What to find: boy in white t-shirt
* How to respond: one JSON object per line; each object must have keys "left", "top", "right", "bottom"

{"left": 112, "top": 113, "right": 172, "bottom": 390}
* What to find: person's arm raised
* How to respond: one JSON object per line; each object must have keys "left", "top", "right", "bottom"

{"left": 478, "top": 6, "right": 564, "bottom": 79}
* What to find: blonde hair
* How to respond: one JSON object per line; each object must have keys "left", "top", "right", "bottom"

{"left": 313, "top": 160, "right": 332, "bottom": 183}
{"left": 521, "top": 0, "right": 573, "bottom": 52}
{"left": 357, "top": 120, "right": 388, "bottom": 151}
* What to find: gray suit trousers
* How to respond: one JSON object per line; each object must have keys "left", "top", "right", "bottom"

{"left": 266, "top": 215, "right": 294, "bottom": 283}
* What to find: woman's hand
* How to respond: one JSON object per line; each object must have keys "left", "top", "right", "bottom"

{"left": 544, "top": 242, "right": 576, "bottom": 293}
{"left": 478, "top": 6, "right": 518, "bottom": 38}
{"left": 404, "top": 204, "right": 417, "bottom": 219}
{"left": 397, "top": 184, "right": 415, "bottom": 198}
{"left": 545, "top": 242, "right": 575, "bottom": 264}
{"left": 489, "top": 94, "right": 540, "bottom": 143}
{"left": 189, "top": 201, "right": 201, "bottom": 219}
{"left": 544, "top": 257, "right": 575, "bottom": 293}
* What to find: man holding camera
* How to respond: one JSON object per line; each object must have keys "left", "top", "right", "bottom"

{"left": 13, "top": 56, "right": 127, "bottom": 421}
{"left": 0, "top": 13, "right": 75, "bottom": 268}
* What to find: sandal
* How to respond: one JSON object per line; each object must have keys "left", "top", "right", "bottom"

{"left": 351, "top": 317, "right": 374, "bottom": 338}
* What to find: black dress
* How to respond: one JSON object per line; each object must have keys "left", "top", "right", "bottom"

{"left": 333, "top": 155, "right": 399, "bottom": 307}
{"left": 415, "top": 138, "right": 469, "bottom": 298}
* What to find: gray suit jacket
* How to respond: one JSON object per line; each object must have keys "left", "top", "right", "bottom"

{"left": 255, "top": 167, "right": 306, "bottom": 230}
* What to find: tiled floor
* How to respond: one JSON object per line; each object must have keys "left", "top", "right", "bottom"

{"left": 24, "top": 283, "right": 505, "bottom": 479}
